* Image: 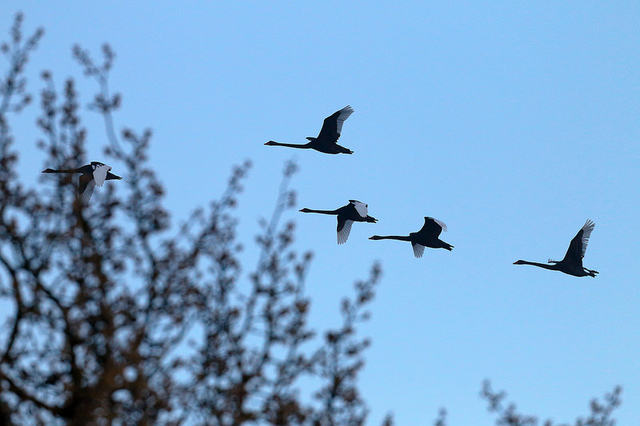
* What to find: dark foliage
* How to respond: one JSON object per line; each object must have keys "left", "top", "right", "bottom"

{"left": 480, "top": 380, "right": 622, "bottom": 426}
{"left": 0, "top": 14, "right": 382, "bottom": 425}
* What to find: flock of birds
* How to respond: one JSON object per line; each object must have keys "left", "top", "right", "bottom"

{"left": 41, "top": 106, "right": 599, "bottom": 278}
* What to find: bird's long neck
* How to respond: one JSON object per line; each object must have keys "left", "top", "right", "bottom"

{"left": 370, "top": 235, "right": 412, "bottom": 242}
{"left": 515, "top": 260, "right": 559, "bottom": 271}
{"left": 42, "top": 168, "right": 79, "bottom": 174}
{"left": 300, "top": 208, "right": 339, "bottom": 215}
{"left": 268, "top": 141, "right": 312, "bottom": 149}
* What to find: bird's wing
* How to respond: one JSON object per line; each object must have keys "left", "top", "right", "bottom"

{"left": 419, "top": 217, "right": 446, "bottom": 237}
{"left": 412, "top": 242, "right": 426, "bottom": 258}
{"left": 92, "top": 163, "right": 112, "bottom": 187}
{"left": 337, "top": 219, "right": 353, "bottom": 245}
{"left": 79, "top": 175, "right": 96, "bottom": 205}
{"left": 349, "top": 200, "right": 368, "bottom": 218}
{"left": 431, "top": 217, "right": 448, "bottom": 232}
{"left": 579, "top": 219, "right": 595, "bottom": 257}
{"left": 563, "top": 220, "right": 595, "bottom": 263}
{"left": 317, "top": 105, "right": 354, "bottom": 143}
{"left": 334, "top": 105, "right": 354, "bottom": 137}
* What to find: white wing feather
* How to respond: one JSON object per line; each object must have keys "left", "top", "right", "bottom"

{"left": 338, "top": 220, "right": 353, "bottom": 245}
{"left": 80, "top": 180, "right": 97, "bottom": 205}
{"left": 581, "top": 219, "right": 595, "bottom": 257}
{"left": 432, "top": 217, "right": 448, "bottom": 232}
{"left": 335, "top": 105, "right": 354, "bottom": 136}
{"left": 350, "top": 200, "right": 368, "bottom": 218}
{"left": 93, "top": 163, "right": 111, "bottom": 187}
{"left": 412, "top": 243, "right": 425, "bottom": 258}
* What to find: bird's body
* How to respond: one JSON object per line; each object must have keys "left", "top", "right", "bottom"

{"left": 369, "top": 217, "right": 453, "bottom": 258}
{"left": 513, "top": 219, "right": 598, "bottom": 277}
{"left": 300, "top": 200, "right": 377, "bottom": 244}
{"left": 42, "top": 162, "right": 122, "bottom": 204}
{"left": 265, "top": 106, "right": 354, "bottom": 154}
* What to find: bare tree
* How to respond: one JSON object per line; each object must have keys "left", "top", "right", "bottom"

{"left": 480, "top": 380, "right": 622, "bottom": 426}
{"left": 0, "top": 13, "right": 382, "bottom": 425}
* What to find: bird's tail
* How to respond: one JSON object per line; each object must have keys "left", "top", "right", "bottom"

{"left": 439, "top": 240, "right": 453, "bottom": 251}
{"left": 586, "top": 268, "right": 599, "bottom": 277}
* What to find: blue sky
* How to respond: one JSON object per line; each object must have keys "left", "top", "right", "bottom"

{"left": 3, "top": 1, "right": 639, "bottom": 424}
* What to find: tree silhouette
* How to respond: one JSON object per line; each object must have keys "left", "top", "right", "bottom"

{"left": 480, "top": 380, "right": 622, "bottom": 426}
{"left": 0, "top": 14, "right": 382, "bottom": 425}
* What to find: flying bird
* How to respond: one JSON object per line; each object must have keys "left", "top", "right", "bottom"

{"left": 265, "top": 105, "right": 355, "bottom": 154}
{"left": 300, "top": 200, "right": 377, "bottom": 244}
{"left": 513, "top": 219, "right": 598, "bottom": 277}
{"left": 42, "top": 161, "right": 122, "bottom": 204}
{"left": 369, "top": 217, "right": 453, "bottom": 258}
